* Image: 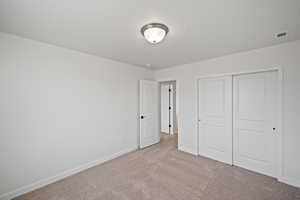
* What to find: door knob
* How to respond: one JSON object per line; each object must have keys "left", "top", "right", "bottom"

{"left": 141, "top": 115, "right": 145, "bottom": 119}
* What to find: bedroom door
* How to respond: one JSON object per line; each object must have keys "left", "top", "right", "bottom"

{"left": 139, "top": 80, "right": 160, "bottom": 148}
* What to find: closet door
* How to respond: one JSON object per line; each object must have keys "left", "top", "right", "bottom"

{"left": 198, "top": 76, "right": 233, "bottom": 164}
{"left": 233, "top": 71, "right": 278, "bottom": 177}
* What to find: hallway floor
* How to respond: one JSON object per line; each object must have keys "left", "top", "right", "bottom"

{"left": 15, "top": 134, "right": 300, "bottom": 200}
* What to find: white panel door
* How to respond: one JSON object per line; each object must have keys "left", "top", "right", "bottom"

{"left": 169, "top": 84, "right": 174, "bottom": 135}
{"left": 140, "top": 80, "right": 160, "bottom": 148}
{"left": 161, "top": 84, "right": 170, "bottom": 134}
{"left": 198, "top": 76, "right": 233, "bottom": 165}
{"left": 233, "top": 71, "right": 278, "bottom": 177}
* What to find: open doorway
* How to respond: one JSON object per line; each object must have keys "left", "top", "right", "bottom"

{"left": 159, "top": 81, "right": 178, "bottom": 146}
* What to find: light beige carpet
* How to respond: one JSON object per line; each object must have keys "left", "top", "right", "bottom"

{"left": 15, "top": 134, "right": 300, "bottom": 200}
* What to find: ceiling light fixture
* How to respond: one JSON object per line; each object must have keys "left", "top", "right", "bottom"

{"left": 141, "top": 23, "right": 169, "bottom": 44}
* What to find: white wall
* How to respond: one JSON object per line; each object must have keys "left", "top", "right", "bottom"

{"left": 154, "top": 40, "right": 300, "bottom": 187}
{"left": 0, "top": 33, "right": 153, "bottom": 199}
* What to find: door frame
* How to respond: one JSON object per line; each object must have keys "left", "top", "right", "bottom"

{"left": 157, "top": 78, "right": 179, "bottom": 148}
{"left": 196, "top": 67, "right": 283, "bottom": 179}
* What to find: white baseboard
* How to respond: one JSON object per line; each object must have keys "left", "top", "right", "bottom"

{"left": 0, "top": 145, "right": 138, "bottom": 200}
{"left": 279, "top": 176, "right": 300, "bottom": 188}
{"left": 180, "top": 148, "right": 300, "bottom": 189}
{"left": 178, "top": 146, "right": 197, "bottom": 155}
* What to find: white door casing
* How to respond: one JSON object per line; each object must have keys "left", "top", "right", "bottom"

{"left": 233, "top": 71, "right": 278, "bottom": 177}
{"left": 198, "top": 76, "right": 233, "bottom": 165}
{"left": 139, "top": 80, "right": 160, "bottom": 148}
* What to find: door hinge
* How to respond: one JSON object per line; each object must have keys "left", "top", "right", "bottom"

{"left": 169, "top": 124, "right": 172, "bottom": 128}
{"left": 169, "top": 106, "right": 171, "bottom": 110}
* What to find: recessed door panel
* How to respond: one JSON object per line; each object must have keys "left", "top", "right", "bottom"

{"left": 204, "top": 125, "right": 227, "bottom": 152}
{"left": 238, "top": 130, "right": 266, "bottom": 161}
{"left": 204, "top": 80, "right": 225, "bottom": 116}
{"left": 238, "top": 77, "right": 265, "bottom": 121}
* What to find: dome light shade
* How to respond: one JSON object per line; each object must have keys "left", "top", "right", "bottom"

{"left": 141, "top": 23, "right": 169, "bottom": 44}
